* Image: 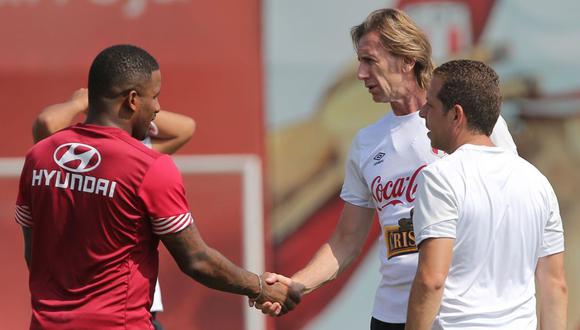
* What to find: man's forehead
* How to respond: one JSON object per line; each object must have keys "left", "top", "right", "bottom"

{"left": 357, "top": 31, "right": 383, "bottom": 53}
{"left": 151, "top": 70, "right": 162, "bottom": 93}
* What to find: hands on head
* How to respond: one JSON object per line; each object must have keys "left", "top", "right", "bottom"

{"left": 249, "top": 272, "right": 304, "bottom": 316}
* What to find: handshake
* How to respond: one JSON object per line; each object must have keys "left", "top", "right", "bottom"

{"left": 249, "top": 272, "right": 305, "bottom": 316}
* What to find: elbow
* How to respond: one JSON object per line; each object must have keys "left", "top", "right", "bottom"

{"left": 32, "top": 115, "right": 52, "bottom": 142}
{"left": 171, "top": 117, "right": 196, "bottom": 149}
{"left": 182, "top": 117, "right": 196, "bottom": 142}
{"left": 554, "top": 278, "right": 568, "bottom": 297}
{"left": 329, "top": 234, "right": 365, "bottom": 274}
{"left": 415, "top": 270, "right": 447, "bottom": 292}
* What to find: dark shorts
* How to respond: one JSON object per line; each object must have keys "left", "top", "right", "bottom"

{"left": 370, "top": 317, "right": 405, "bottom": 330}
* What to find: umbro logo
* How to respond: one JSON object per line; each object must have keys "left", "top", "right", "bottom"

{"left": 373, "top": 152, "right": 385, "bottom": 165}
{"left": 53, "top": 143, "right": 101, "bottom": 173}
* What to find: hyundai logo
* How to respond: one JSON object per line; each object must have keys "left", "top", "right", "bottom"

{"left": 53, "top": 143, "right": 101, "bottom": 173}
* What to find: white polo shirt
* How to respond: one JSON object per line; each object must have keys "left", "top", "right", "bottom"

{"left": 413, "top": 144, "right": 564, "bottom": 329}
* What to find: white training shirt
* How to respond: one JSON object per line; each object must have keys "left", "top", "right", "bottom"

{"left": 340, "top": 111, "right": 516, "bottom": 323}
{"left": 413, "top": 144, "right": 564, "bottom": 329}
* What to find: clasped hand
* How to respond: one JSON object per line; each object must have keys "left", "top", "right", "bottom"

{"left": 249, "top": 272, "right": 304, "bottom": 316}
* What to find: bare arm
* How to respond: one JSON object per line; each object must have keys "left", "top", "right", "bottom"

{"left": 405, "top": 238, "right": 454, "bottom": 330}
{"left": 32, "top": 88, "right": 88, "bottom": 143}
{"left": 32, "top": 88, "right": 195, "bottom": 154}
{"left": 150, "top": 110, "right": 196, "bottom": 154}
{"left": 160, "top": 224, "right": 299, "bottom": 309}
{"left": 254, "top": 203, "right": 374, "bottom": 315}
{"left": 21, "top": 227, "right": 32, "bottom": 271}
{"left": 291, "top": 202, "right": 375, "bottom": 295}
{"left": 536, "top": 252, "right": 567, "bottom": 330}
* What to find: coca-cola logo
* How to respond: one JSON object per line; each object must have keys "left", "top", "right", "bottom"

{"left": 371, "top": 164, "right": 427, "bottom": 211}
{"left": 53, "top": 143, "right": 101, "bottom": 173}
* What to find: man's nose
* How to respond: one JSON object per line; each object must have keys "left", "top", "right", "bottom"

{"left": 357, "top": 63, "right": 369, "bottom": 80}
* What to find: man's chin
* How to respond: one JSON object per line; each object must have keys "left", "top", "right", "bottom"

{"left": 371, "top": 95, "right": 389, "bottom": 103}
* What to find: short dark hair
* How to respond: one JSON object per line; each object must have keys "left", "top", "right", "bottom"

{"left": 88, "top": 45, "right": 159, "bottom": 103}
{"left": 434, "top": 60, "right": 501, "bottom": 136}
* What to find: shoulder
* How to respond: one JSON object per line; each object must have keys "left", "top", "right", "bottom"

{"left": 423, "top": 150, "right": 460, "bottom": 174}
{"left": 139, "top": 154, "right": 184, "bottom": 192}
{"left": 26, "top": 129, "right": 68, "bottom": 159}
{"left": 511, "top": 154, "right": 551, "bottom": 186}
{"left": 491, "top": 115, "right": 518, "bottom": 154}
{"left": 419, "top": 148, "right": 469, "bottom": 188}
{"left": 352, "top": 114, "right": 392, "bottom": 148}
{"left": 144, "top": 154, "right": 181, "bottom": 180}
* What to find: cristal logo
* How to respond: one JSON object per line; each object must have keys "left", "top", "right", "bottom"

{"left": 53, "top": 143, "right": 101, "bottom": 173}
{"left": 371, "top": 164, "right": 427, "bottom": 211}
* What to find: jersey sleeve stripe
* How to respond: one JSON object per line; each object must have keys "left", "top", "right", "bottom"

{"left": 15, "top": 212, "right": 33, "bottom": 227}
{"left": 152, "top": 215, "right": 179, "bottom": 229}
{"left": 154, "top": 214, "right": 192, "bottom": 236}
{"left": 152, "top": 213, "right": 188, "bottom": 232}
{"left": 153, "top": 213, "right": 190, "bottom": 234}
{"left": 162, "top": 214, "right": 193, "bottom": 234}
{"left": 153, "top": 213, "right": 193, "bottom": 235}
{"left": 16, "top": 205, "right": 32, "bottom": 219}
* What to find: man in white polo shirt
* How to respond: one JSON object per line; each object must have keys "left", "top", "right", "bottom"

{"left": 407, "top": 60, "right": 567, "bottom": 330}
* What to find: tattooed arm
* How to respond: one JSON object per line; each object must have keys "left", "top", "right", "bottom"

{"left": 160, "top": 224, "right": 300, "bottom": 310}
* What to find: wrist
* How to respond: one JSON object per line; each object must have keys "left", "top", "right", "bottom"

{"left": 69, "top": 97, "right": 87, "bottom": 113}
{"left": 249, "top": 273, "right": 263, "bottom": 300}
{"left": 290, "top": 275, "right": 309, "bottom": 295}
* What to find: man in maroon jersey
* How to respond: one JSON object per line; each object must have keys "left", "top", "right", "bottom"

{"left": 15, "top": 44, "right": 299, "bottom": 329}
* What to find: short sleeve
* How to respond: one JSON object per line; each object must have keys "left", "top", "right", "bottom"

{"left": 15, "top": 158, "right": 33, "bottom": 228}
{"left": 413, "top": 166, "right": 458, "bottom": 246}
{"left": 539, "top": 184, "right": 565, "bottom": 257}
{"left": 490, "top": 115, "right": 518, "bottom": 155}
{"left": 340, "top": 136, "right": 374, "bottom": 209}
{"left": 138, "top": 155, "right": 193, "bottom": 235}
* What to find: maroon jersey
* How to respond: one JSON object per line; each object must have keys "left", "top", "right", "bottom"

{"left": 15, "top": 124, "right": 193, "bottom": 329}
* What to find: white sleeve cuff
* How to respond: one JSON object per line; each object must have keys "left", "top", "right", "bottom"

{"left": 15, "top": 204, "right": 33, "bottom": 227}
{"left": 415, "top": 219, "right": 457, "bottom": 246}
{"left": 151, "top": 212, "right": 193, "bottom": 235}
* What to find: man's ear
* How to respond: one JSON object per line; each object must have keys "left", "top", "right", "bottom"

{"left": 127, "top": 90, "right": 139, "bottom": 112}
{"left": 449, "top": 104, "right": 465, "bottom": 129}
{"left": 402, "top": 57, "right": 416, "bottom": 73}
{"left": 119, "top": 90, "right": 138, "bottom": 120}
